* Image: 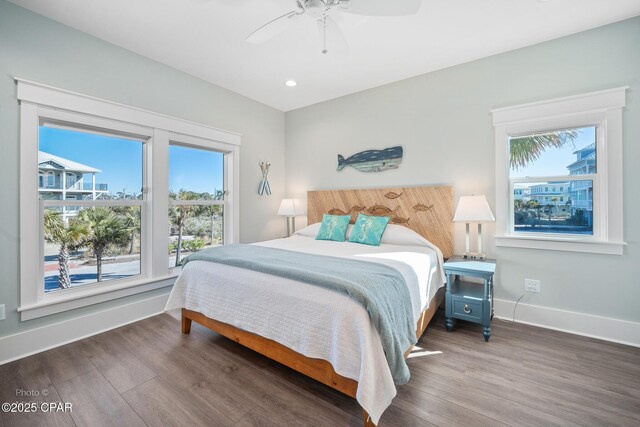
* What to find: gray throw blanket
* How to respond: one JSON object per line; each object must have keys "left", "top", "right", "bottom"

{"left": 184, "top": 244, "right": 416, "bottom": 384}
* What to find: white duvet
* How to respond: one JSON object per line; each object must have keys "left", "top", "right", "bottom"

{"left": 165, "top": 225, "right": 445, "bottom": 424}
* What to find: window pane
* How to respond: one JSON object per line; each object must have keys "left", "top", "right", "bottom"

{"left": 513, "top": 181, "right": 593, "bottom": 235}
{"left": 509, "top": 126, "right": 596, "bottom": 178}
{"left": 169, "top": 144, "right": 224, "bottom": 199}
{"left": 38, "top": 126, "right": 143, "bottom": 201}
{"left": 44, "top": 206, "right": 141, "bottom": 293}
{"left": 168, "top": 205, "right": 223, "bottom": 268}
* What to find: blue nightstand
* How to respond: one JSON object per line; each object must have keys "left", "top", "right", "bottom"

{"left": 444, "top": 256, "right": 496, "bottom": 341}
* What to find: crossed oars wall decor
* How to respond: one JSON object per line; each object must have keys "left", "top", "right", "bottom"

{"left": 258, "top": 162, "right": 271, "bottom": 196}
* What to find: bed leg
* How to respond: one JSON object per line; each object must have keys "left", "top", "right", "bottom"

{"left": 181, "top": 309, "right": 192, "bottom": 334}
{"left": 362, "top": 409, "right": 376, "bottom": 427}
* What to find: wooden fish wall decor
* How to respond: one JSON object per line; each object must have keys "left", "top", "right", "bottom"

{"left": 258, "top": 162, "right": 271, "bottom": 196}
{"left": 391, "top": 216, "right": 410, "bottom": 224}
{"left": 413, "top": 203, "right": 434, "bottom": 213}
{"left": 328, "top": 208, "right": 348, "bottom": 216}
{"left": 366, "top": 205, "right": 399, "bottom": 216}
{"left": 326, "top": 198, "right": 423, "bottom": 227}
{"left": 328, "top": 205, "right": 367, "bottom": 223}
{"left": 337, "top": 146, "right": 403, "bottom": 173}
{"left": 384, "top": 191, "right": 403, "bottom": 199}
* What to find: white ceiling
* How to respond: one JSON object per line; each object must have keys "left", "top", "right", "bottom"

{"left": 9, "top": 0, "right": 640, "bottom": 111}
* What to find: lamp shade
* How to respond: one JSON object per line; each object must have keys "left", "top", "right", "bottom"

{"left": 277, "top": 198, "right": 305, "bottom": 216}
{"left": 453, "top": 195, "right": 495, "bottom": 222}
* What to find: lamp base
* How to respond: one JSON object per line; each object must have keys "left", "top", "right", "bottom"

{"left": 463, "top": 252, "right": 487, "bottom": 260}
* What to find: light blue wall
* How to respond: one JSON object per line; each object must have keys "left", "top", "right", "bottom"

{"left": 0, "top": 0, "right": 285, "bottom": 337}
{"left": 285, "top": 17, "right": 640, "bottom": 323}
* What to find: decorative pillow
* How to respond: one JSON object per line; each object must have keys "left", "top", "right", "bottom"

{"left": 315, "top": 214, "right": 351, "bottom": 242}
{"left": 348, "top": 214, "right": 390, "bottom": 246}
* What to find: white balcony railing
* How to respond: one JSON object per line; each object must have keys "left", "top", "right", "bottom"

{"left": 38, "top": 183, "right": 108, "bottom": 191}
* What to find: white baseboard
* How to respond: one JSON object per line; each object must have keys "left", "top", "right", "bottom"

{"left": 494, "top": 298, "right": 640, "bottom": 347}
{"left": 0, "top": 292, "right": 171, "bottom": 365}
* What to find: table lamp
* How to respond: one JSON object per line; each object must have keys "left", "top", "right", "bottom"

{"left": 453, "top": 195, "right": 495, "bottom": 260}
{"left": 277, "top": 198, "right": 305, "bottom": 237}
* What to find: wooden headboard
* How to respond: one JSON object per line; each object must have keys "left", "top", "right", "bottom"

{"left": 307, "top": 186, "right": 454, "bottom": 258}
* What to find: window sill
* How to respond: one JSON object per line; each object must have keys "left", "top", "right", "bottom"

{"left": 18, "top": 276, "right": 177, "bottom": 321}
{"left": 495, "top": 235, "right": 625, "bottom": 255}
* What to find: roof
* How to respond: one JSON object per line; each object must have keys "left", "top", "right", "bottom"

{"left": 38, "top": 151, "right": 101, "bottom": 173}
{"left": 573, "top": 142, "right": 596, "bottom": 155}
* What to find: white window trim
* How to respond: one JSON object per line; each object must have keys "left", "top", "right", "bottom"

{"left": 17, "top": 78, "right": 241, "bottom": 320}
{"left": 492, "top": 87, "right": 626, "bottom": 255}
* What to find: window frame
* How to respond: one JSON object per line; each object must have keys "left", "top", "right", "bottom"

{"left": 17, "top": 78, "right": 241, "bottom": 320}
{"left": 167, "top": 135, "right": 230, "bottom": 271}
{"left": 492, "top": 87, "right": 626, "bottom": 255}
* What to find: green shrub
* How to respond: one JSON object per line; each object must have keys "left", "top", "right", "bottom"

{"left": 182, "top": 239, "right": 205, "bottom": 253}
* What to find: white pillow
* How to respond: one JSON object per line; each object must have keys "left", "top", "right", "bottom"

{"left": 378, "top": 224, "right": 432, "bottom": 247}
{"left": 293, "top": 222, "right": 322, "bottom": 237}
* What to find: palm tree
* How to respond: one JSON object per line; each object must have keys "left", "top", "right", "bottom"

{"left": 545, "top": 204, "right": 554, "bottom": 222}
{"left": 76, "top": 207, "right": 130, "bottom": 282}
{"left": 550, "top": 196, "right": 559, "bottom": 218}
{"left": 169, "top": 190, "right": 200, "bottom": 267}
{"left": 525, "top": 200, "right": 542, "bottom": 226}
{"left": 510, "top": 130, "right": 578, "bottom": 170}
{"left": 124, "top": 208, "right": 141, "bottom": 254}
{"left": 112, "top": 205, "right": 141, "bottom": 254}
{"left": 43, "top": 210, "right": 89, "bottom": 289}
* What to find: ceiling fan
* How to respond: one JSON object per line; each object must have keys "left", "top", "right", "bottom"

{"left": 247, "top": 0, "right": 422, "bottom": 54}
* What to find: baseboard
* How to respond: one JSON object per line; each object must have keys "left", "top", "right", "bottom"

{"left": 0, "top": 292, "right": 171, "bottom": 365}
{"left": 494, "top": 298, "right": 640, "bottom": 347}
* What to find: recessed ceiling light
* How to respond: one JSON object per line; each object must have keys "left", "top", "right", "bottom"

{"left": 285, "top": 80, "right": 297, "bottom": 87}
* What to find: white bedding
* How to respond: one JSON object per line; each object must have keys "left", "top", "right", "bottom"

{"left": 165, "top": 229, "right": 445, "bottom": 424}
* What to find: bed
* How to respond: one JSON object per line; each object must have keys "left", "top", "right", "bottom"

{"left": 165, "top": 186, "right": 453, "bottom": 426}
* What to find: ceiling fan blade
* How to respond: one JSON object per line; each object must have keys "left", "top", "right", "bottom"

{"left": 316, "top": 16, "right": 349, "bottom": 57}
{"left": 340, "top": 0, "right": 422, "bottom": 16}
{"left": 247, "top": 11, "right": 299, "bottom": 44}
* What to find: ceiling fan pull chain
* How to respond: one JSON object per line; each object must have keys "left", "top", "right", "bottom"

{"left": 322, "top": 16, "right": 328, "bottom": 54}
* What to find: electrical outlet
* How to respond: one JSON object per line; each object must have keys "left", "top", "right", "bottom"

{"left": 524, "top": 279, "right": 541, "bottom": 293}
{"left": 0, "top": 304, "right": 5, "bottom": 320}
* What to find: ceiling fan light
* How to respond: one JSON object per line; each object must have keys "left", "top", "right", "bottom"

{"left": 285, "top": 80, "right": 298, "bottom": 87}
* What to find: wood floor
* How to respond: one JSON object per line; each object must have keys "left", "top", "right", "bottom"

{"left": 1, "top": 312, "right": 639, "bottom": 426}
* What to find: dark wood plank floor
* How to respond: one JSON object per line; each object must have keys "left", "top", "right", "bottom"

{"left": 1, "top": 312, "right": 639, "bottom": 426}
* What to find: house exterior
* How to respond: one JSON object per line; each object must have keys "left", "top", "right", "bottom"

{"left": 38, "top": 151, "right": 108, "bottom": 219}
{"left": 513, "top": 184, "right": 530, "bottom": 202}
{"left": 529, "top": 182, "right": 570, "bottom": 215}
{"left": 567, "top": 143, "right": 595, "bottom": 226}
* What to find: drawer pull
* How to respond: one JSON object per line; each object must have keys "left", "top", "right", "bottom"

{"left": 463, "top": 304, "right": 472, "bottom": 314}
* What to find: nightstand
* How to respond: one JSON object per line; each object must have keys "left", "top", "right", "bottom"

{"left": 444, "top": 256, "right": 496, "bottom": 341}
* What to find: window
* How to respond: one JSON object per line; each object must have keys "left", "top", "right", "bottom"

{"left": 493, "top": 87, "right": 626, "bottom": 255}
{"left": 168, "top": 143, "right": 225, "bottom": 268}
{"left": 509, "top": 126, "right": 596, "bottom": 237}
{"left": 39, "top": 126, "right": 145, "bottom": 293}
{"left": 18, "top": 79, "right": 240, "bottom": 320}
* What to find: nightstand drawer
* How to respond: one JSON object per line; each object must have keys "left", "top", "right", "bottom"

{"left": 452, "top": 298, "right": 482, "bottom": 322}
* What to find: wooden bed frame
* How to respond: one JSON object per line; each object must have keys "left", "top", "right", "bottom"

{"left": 181, "top": 186, "right": 453, "bottom": 426}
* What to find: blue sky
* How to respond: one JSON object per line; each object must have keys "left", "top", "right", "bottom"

{"left": 510, "top": 126, "right": 596, "bottom": 178}
{"left": 169, "top": 145, "right": 223, "bottom": 194}
{"left": 39, "top": 127, "right": 223, "bottom": 195}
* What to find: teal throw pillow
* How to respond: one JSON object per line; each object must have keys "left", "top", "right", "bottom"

{"left": 348, "top": 214, "right": 390, "bottom": 246}
{"left": 315, "top": 214, "right": 351, "bottom": 242}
